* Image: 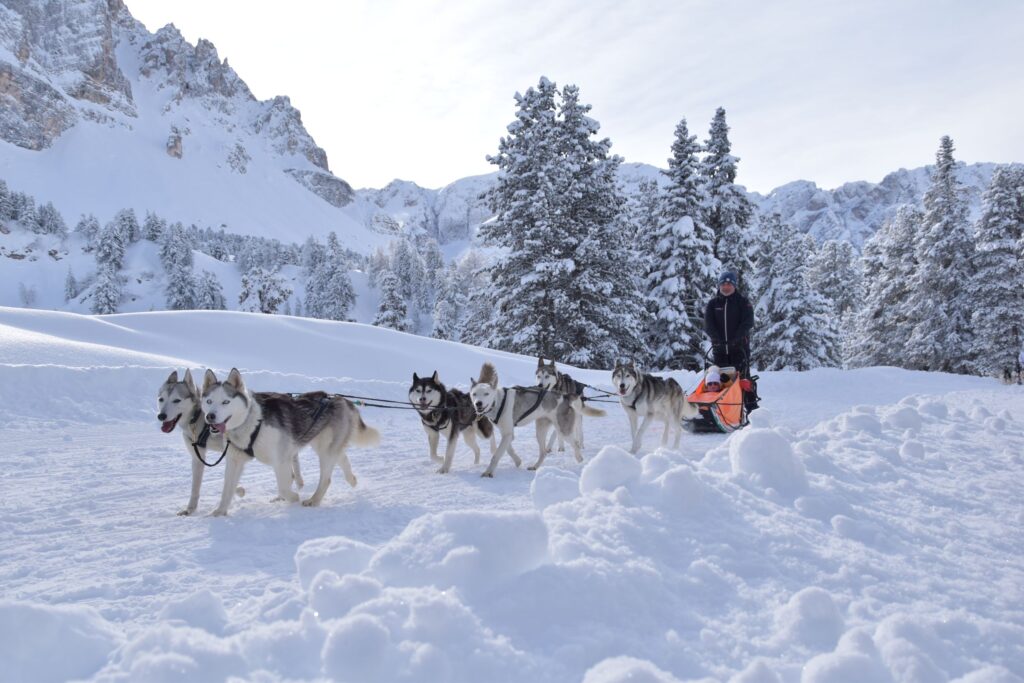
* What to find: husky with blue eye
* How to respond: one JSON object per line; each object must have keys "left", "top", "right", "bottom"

{"left": 201, "top": 368, "right": 379, "bottom": 516}
{"left": 408, "top": 371, "right": 497, "bottom": 474}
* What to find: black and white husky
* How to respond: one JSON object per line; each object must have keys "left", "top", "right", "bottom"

{"left": 408, "top": 371, "right": 496, "bottom": 474}
{"left": 202, "top": 368, "right": 379, "bottom": 516}
{"left": 611, "top": 360, "right": 698, "bottom": 454}
{"left": 469, "top": 362, "right": 580, "bottom": 477}
{"left": 535, "top": 357, "right": 606, "bottom": 451}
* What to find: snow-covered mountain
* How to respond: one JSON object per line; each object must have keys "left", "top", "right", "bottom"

{"left": 753, "top": 162, "right": 999, "bottom": 248}
{"left": 0, "top": 0, "right": 387, "bottom": 249}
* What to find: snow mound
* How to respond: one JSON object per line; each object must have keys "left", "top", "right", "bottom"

{"left": 295, "top": 536, "right": 375, "bottom": 590}
{"left": 582, "top": 656, "right": 685, "bottom": 683}
{"left": 530, "top": 466, "right": 581, "bottom": 509}
{"left": 729, "top": 427, "right": 809, "bottom": 498}
{"left": 367, "top": 510, "right": 549, "bottom": 593}
{"left": 0, "top": 601, "right": 122, "bottom": 683}
{"left": 579, "top": 445, "right": 643, "bottom": 494}
{"left": 773, "top": 587, "right": 844, "bottom": 651}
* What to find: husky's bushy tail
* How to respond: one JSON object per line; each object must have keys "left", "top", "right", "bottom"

{"left": 351, "top": 415, "right": 381, "bottom": 448}
{"left": 580, "top": 403, "right": 606, "bottom": 418}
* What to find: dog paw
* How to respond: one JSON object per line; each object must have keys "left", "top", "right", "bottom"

{"left": 346, "top": 474, "right": 357, "bottom": 487}
{"left": 301, "top": 498, "right": 320, "bottom": 507}
{"left": 270, "top": 495, "right": 285, "bottom": 503}
{"left": 481, "top": 471, "right": 494, "bottom": 478}
{"left": 574, "top": 454, "right": 584, "bottom": 463}
{"left": 209, "top": 508, "right": 228, "bottom": 517}
{"left": 177, "top": 508, "right": 194, "bottom": 516}
{"left": 436, "top": 467, "right": 450, "bottom": 474}
{"left": 527, "top": 465, "right": 539, "bottom": 471}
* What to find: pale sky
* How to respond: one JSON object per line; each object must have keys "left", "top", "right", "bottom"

{"left": 126, "top": 0, "right": 1024, "bottom": 193}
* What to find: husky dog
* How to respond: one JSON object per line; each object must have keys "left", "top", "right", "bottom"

{"left": 202, "top": 368, "right": 379, "bottom": 516}
{"left": 157, "top": 369, "right": 231, "bottom": 516}
{"left": 535, "top": 357, "right": 606, "bottom": 451}
{"left": 611, "top": 360, "right": 698, "bottom": 454}
{"left": 469, "top": 362, "right": 580, "bottom": 476}
{"left": 408, "top": 371, "right": 496, "bottom": 474}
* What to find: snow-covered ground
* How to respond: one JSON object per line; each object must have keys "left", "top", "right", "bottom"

{"left": 0, "top": 306, "right": 1021, "bottom": 683}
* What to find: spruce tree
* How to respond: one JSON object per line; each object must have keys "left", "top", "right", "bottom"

{"left": 143, "top": 212, "right": 166, "bottom": 241}
{"left": 64, "top": 268, "right": 78, "bottom": 302}
{"left": 0, "top": 180, "right": 9, "bottom": 220}
{"left": 195, "top": 270, "right": 227, "bottom": 310}
{"left": 431, "top": 270, "right": 461, "bottom": 340}
{"left": 479, "top": 77, "right": 563, "bottom": 357}
{"left": 645, "top": 117, "right": 719, "bottom": 369}
{"left": 113, "top": 208, "right": 141, "bottom": 244}
{"left": 160, "top": 222, "right": 197, "bottom": 310}
{"left": 373, "top": 270, "right": 410, "bottom": 331}
{"left": 75, "top": 214, "right": 101, "bottom": 248}
{"left": 239, "top": 267, "right": 292, "bottom": 314}
{"left": 36, "top": 202, "right": 67, "bottom": 236}
{"left": 702, "top": 107, "right": 754, "bottom": 281}
{"left": 95, "top": 219, "right": 127, "bottom": 270}
{"left": 753, "top": 214, "right": 840, "bottom": 370}
{"left": 849, "top": 206, "right": 922, "bottom": 368}
{"left": 305, "top": 232, "right": 356, "bottom": 321}
{"left": 906, "top": 136, "right": 975, "bottom": 373}
{"left": 91, "top": 266, "right": 122, "bottom": 314}
{"left": 968, "top": 165, "right": 1024, "bottom": 377}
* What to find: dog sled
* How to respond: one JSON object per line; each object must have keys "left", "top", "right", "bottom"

{"left": 683, "top": 366, "right": 757, "bottom": 434}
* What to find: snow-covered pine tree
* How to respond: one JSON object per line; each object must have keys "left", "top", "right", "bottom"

{"left": 421, "top": 238, "right": 445, "bottom": 291}
{"left": 552, "top": 83, "right": 648, "bottom": 366}
{"left": 238, "top": 267, "right": 292, "bottom": 314}
{"left": 18, "top": 195, "right": 37, "bottom": 229}
{"left": 160, "top": 222, "right": 197, "bottom": 310}
{"left": 625, "top": 179, "right": 662, "bottom": 248}
{"left": 35, "top": 202, "right": 67, "bottom": 236}
{"left": 968, "top": 165, "right": 1024, "bottom": 378}
{"left": 702, "top": 107, "right": 754, "bottom": 282}
{"left": 91, "top": 265, "right": 122, "bottom": 314}
{"left": 293, "top": 296, "right": 304, "bottom": 318}
{"left": 431, "top": 269, "right": 462, "bottom": 341}
{"left": 142, "top": 212, "right": 166, "bottom": 241}
{"left": 753, "top": 213, "right": 840, "bottom": 370}
{"left": 111, "top": 208, "right": 141, "bottom": 244}
{"left": 365, "top": 247, "right": 389, "bottom": 288}
{"left": 74, "top": 214, "right": 101, "bottom": 248}
{"left": 0, "top": 180, "right": 9, "bottom": 220}
{"left": 95, "top": 219, "right": 127, "bottom": 270}
{"left": 64, "top": 268, "right": 78, "bottom": 302}
{"left": 455, "top": 249, "right": 492, "bottom": 346}
{"left": 806, "top": 239, "right": 863, "bottom": 318}
{"left": 479, "top": 77, "right": 564, "bottom": 357}
{"left": 305, "top": 232, "right": 356, "bottom": 321}
{"left": 373, "top": 270, "right": 409, "bottom": 332}
{"left": 645, "top": 117, "right": 719, "bottom": 370}
{"left": 301, "top": 236, "right": 326, "bottom": 277}
{"left": 906, "top": 136, "right": 975, "bottom": 373}
{"left": 848, "top": 206, "right": 922, "bottom": 368}
{"left": 195, "top": 270, "right": 226, "bottom": 310}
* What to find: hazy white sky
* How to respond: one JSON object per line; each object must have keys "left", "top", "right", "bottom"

{"left": 126, "top": 0, "right": 1024, "bottom": 192}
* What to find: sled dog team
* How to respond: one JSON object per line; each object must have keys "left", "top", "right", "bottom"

{"left": 157, "top": 358, "right": 699, "bottom": 516}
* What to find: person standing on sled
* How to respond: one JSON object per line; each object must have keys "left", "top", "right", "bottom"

{"left": 704, "top": 270, "right": 754, "bottom": 379}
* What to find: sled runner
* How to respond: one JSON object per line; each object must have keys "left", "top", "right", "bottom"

{"left": 683, "top": 366, "right": 756, "bottom": 433}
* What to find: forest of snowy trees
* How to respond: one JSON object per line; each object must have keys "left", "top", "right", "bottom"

{"left": 3, "top": 78, "right": 1023, "bottom": 380}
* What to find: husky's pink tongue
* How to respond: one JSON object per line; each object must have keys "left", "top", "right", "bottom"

{"left": 212, "top": 421, "right": 229, "bottom": 434}
{"left": 160, "top": 416, "right": 179, "bottom": 433}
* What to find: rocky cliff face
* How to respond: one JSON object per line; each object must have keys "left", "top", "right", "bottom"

{"left": 0, "top": 0, "right": 348, "bottom": 212}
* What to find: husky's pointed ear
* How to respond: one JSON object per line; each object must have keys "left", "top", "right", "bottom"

{"left": 470, "top": 376, "right": 477, "bottom": 387}
{"left": 431, "top": 370, "right": 439, "bottom": 383}
{"left": 183, "top": 369, "right": 197, "bottom": 393}
{"left": 413, "top": 372, "right": 420, "bottom": 383}
{"left": 226, "top": 368, "right": 245, "bottom": 393}
{"left": 166, "top": 370, "right": 179, "bottom": 384}
{"left": 537, "top": 356, "right": 544, "bottom": 368}
{"left": 203, "top": 369, "right": 218, "bottom": 392}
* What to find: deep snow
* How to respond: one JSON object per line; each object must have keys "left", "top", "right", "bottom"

{"left": 0, "top": 307, "right": 1021, "bottom": 683}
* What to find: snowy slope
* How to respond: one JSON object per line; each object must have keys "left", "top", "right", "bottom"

{"left": 0, "top": 0, "right": 386, "bottom": 248}
{"left": 1, "top": 306, "right": 1021, "bottom": 682}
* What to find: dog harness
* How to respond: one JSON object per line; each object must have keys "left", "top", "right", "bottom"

{"left": 628, "top": 382, "right": 648, "bottom": 411}
{"left": 228, "top": 420, "right": 262, "bottom": 458}
{"left": 189, "top": 408, "right": 230, "bottom": 468}
{"left": 420, "top": 404, "right": 452, "bottom": 433}
{"left": 512, "top": 386, "right": 548, "bottom": 426}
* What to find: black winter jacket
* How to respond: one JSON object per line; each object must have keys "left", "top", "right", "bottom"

{"left": 704, "top": 291, "right": 754, "bottom": 346}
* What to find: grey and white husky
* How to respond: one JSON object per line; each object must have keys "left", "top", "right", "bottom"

{"left": 157, "top": 369, "right": 232, "bottom": 516}
{"left": 469, "top": 362, "right": 579, "bottom": 477}
{"left": 202, "top": 368, "right": 379, "bottom": 516}
{"left": 408, "top": 371, "right": 496, "bottom": 474}
{"left": 535, "top": 357, "right": 606, "bottom": 452}
{"left": 611, "top": 360, "right": 698, "bottom": 454}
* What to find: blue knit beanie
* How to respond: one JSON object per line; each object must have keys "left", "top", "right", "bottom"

{"left": 718, "top": 271, "right": 738, "bottom": 286}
